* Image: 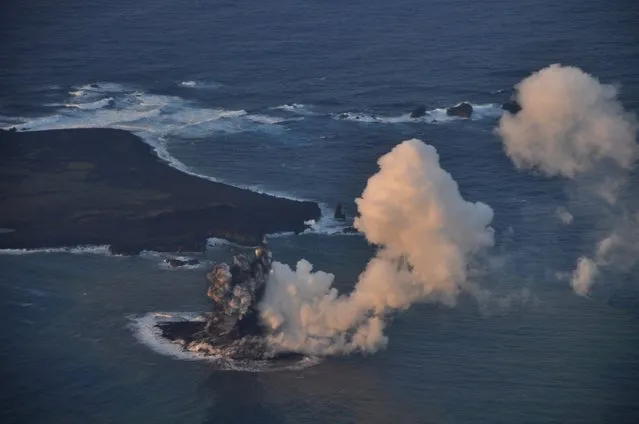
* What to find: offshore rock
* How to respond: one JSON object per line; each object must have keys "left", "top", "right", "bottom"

{"left": 334, "top": 202, "right": 346, "bottom": 220}
{"left": 446, "top": 102, "right": 473, "bottom": 118}
{"left": 410, "top": 105, "right": 427, "bottom": 118}
{"left": 502, "top": 100, "right": 522, "bottom": 114}
{"left": 164, "top": 258, "right": 200, "bottom": 268}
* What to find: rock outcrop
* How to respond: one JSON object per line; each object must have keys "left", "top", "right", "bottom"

{"left": 410, "top": 105, "right": 427, "bottom": 118}
{"left": 446, "top": 102, "right": 473, "bottom": 118}
{"left": 164, "top": 258, "right": 200, "bottom": 268}
{"left": 502, "top": 100, "right": 522, "bottom": 114}
{"left": 334, "top": 202, "right": 346, "bottom": 220}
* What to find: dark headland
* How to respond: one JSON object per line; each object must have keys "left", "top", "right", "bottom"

{"left": 0, "top": 128, "right": 321, "bottom": 255}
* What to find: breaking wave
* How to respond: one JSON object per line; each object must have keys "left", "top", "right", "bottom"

{"left": 265, "top": 231, "right": 297, "bottom": 238}
{"left": 244, "top": 114, "right": 290, "bottom": 125}
{"left": 206, "top": 238, "right": 264, "bottom": 249}
{"left": 471, "top": 103, "right": 504, "bottom": 119}
{"left": 178, "top": 80, "right": 222, "bottom": 89}
{"left": 1, "top": 82, "right": 311, "bottom": 202}
{"left": 1, "top": 84, "right": 500, "bottom": 215}
{"left": 271, "top": 103, "right": 316, "bottom": 115}
{"left": 61, "top": 97, "right": 115, "bottom": 110}
{"left": 302, "top": 203, "right": 359, "bottom": 236}
{"left": 138, "top": 251, "right": 206, "bottom": 270}
{"left": 5, "top": 82, "right": 284, "bottom": 138}
{"left": 302, "top": 217, "right": 359, "bottom": 236}
{"left": 128, "top": 312, "right": 321, "bottom": 371}
{"left": 0, "top": 245, "right": 115, "bottom": 256}
{"left": 158, "top": 261, "right": 204, "bottom": 271}
{"left": 266, "top": 204, "right": 359, "bottom": 238}
{"left": 332, "top": 103, "right": 502, "bottom": 124}
{"left": 1, "top": 245, "right": 208, "bottom": 266}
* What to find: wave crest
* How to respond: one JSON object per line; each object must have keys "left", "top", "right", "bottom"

{"left": 0, "top": 245, "right": 114, "bottom": 256}
{"left": 333, "top": 103, "right": 501, "bottom": 124}
{"left": 128, "top": 312, "right": 321, "bottom": 371}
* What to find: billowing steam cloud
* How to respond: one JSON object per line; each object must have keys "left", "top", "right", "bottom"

{"left": 497, "top": 64, "right": 638, "bottom": 179}
{"left": 555, "top": 206, "right": 573, "bottom": 224}
{"left": 496, "top": 64, "right": 638, "bottom": 296}
{"left": 259, "top": 139, "right": 495, "bottom": 355}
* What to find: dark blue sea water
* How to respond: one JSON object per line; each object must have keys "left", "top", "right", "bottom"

{"left": 1, "top": 0, "right": 639, "bottom": 423}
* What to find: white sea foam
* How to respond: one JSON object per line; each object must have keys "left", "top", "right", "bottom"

{"left": 374, "top": 113, "right": 414, "bottom": 124}
{"left": 3, "top": 82, "right": 305, "bottom": 201}
{"left": 244, "top": 114, "right": 288, "bottom": 125}
{"left": 333, "top": 103, "right": 502, "bottom": 124}
{"left": 138, "top": 251, "right": 206, "bottom": 270}
{"left": 301, "top": 203, "right": 360, "bottom": 236}
{"left": 302, "top": 219, "right": 360, "bottom": 236}
{"left": 6, "top": 84, "right": 283, "bottom": 139}
{"left": 74, "top": 82, "right": 130, "bottom": 93}
{"left": 206, "top": 238, "right": 232, "bottom": 248}
{"left": 0, "top": 245, "right": 114, "bottom": 256}
{"left": 128, "top": 312, "right": 321, "bottom": 371}
{"left": 272, "top": 103, "right": 315, "bottom": 115}
{"left": 206, "top": 237, "right": 266, "bottom": 249}
{"left": 333, "top": 112, "right": 380, "bottom": 123}
{"left": 471, "top": 103, "right": 503, "bottom": 119}
{"left": 129, "top": 312, "right": 213, "bottom": 361}
{"left": 178, "top": 80, "right": 221, "bottom": 89}
{"left": 158, "top": 261, "right": 204, "bottom": 270}
{"left": 263, "top": 203, "right": 358, "bottom": 238}
{"left": 265, "top": 231, "right": 297, "bottom": 238}
{"left": 63, "top": 97, "right": 115, "bottom": 110}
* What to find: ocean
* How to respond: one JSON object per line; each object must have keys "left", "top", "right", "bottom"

{"left": 1, "top": 0, "right": 639, "bottom": 422}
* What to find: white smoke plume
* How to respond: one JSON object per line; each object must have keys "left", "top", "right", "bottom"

{"left": 555, "top": 206, "right": 573, "bottom": 224}
{"left": 571, "top": 257, "right": 599, "bottom": 296}
{"left": 496, "top": 64, "right": 639, "bottom": 296}
{"left": 497, "top": 64, "right": 638, "bottom": 180}
{"left": 570, "top": 232, "right": 620, "bottom": 296}
{"left": 570, "top": 213, "right": 639, "bottom": 296}
{"left": 260, "top": 139, "right": 495, "bottom": 355}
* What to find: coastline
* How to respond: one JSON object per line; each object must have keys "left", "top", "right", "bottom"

{"left": 0, "top": 128, "right": 321, "bottom": 254}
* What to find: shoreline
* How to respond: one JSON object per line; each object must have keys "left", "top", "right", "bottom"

{"left": 0, "top": 128, "right": 322, "bottom": 255}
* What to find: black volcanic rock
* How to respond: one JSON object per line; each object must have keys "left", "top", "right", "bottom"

{"left": 410, "top": 105, "right": 426, "bottom": 118}
{"left": 334, "top": 202, "right": 346, "bottom": 220}
{"left": 0, "top": 128, "right": 322, "bottom": 254}
{"left": 446, "top": 102, "right": 473, "bottom": 118}
{"left": 165, "top": 258, "right": 200, "bottom": 268}
{"left": 502, "top": 100, "right": 522, "bottom": 114}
